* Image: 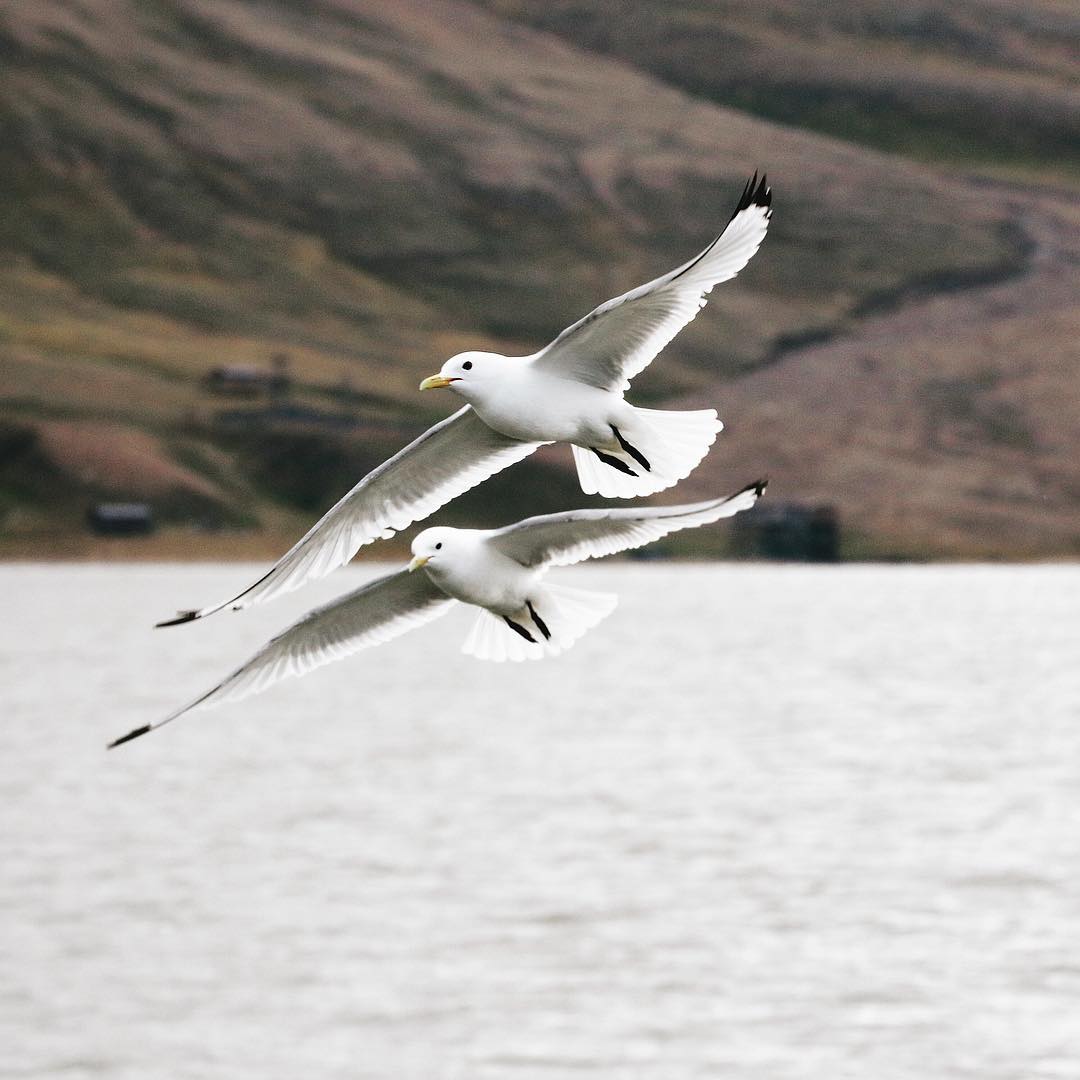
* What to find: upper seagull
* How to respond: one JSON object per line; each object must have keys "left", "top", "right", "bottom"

{"left": 158, "top": 174, "right": 771, "bottom": 627}
{"left": 113, "top": 480, "right": 766, "bottom": 747}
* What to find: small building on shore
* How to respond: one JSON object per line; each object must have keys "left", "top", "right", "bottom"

{"left": 86, "top": 502, "right": 155, "bottom": 536}
{"left": 733, "top": 502, "right": 840, "bottom": 562}
{"left": 203, "top": 355, "right": 291, "bottom": 399}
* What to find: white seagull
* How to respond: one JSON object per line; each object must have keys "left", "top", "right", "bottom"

{"left": 158, "top": 175, "right": 771, "bottom": 627}
{"left": 113, "top": 481, "right": 765, "bottom": 747}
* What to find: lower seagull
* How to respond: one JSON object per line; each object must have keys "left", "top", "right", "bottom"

{"left": 109, "top": 480, "right": 765, "bottom": 748}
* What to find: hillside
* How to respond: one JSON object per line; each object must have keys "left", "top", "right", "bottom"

{"left": 479, "top": 0, "right": 1080, "bottom": 181}
{"left": 0, "top": 0, "right": 1076, "bottom": 559}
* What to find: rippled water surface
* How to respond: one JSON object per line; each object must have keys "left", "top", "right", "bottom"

{"left": 3, "top": 563, "right": 1079, "bottom": 1079}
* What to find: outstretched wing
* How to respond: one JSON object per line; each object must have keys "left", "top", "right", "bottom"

{"left": 110, "top": 568, "right": 454, "bottom": 747}
{"left": 529, "top": 174, "right": 771, "bottom": 392}
{"left": 487, "top": 480, "right": 767, "bottom": 569}
{"left": 159, "top": 406, "right": 541, "bottom": 625}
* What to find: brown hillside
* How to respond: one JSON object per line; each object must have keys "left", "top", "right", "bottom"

{"left": 0, "top": 0, "right": 1075, "bottom": 557}
{"left": 478, "top": 0, "right": 1080, "bottom": 180}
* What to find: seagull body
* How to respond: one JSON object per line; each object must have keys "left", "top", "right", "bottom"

{"left": 113, "top": 481, "right": 766, "bottom": 748}
{"left": 430, "top": 357, "right": 622, "bottom": 446}
{"left": 417, "top": 528, "right": 543, "bottom": 617}
{"left": 158, "top": 175, "right": 772, "bottom": 626}
{"left": 419, "top": 355, "right": 692, "bottom": 484}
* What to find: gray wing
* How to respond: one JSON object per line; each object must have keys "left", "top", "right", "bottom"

{"left": 159, "top": 406, "right": 541, "bottom": 624}
{"left": 528, "top": 175, "right": 771, "bottom": 393}
{"left": 487, "top": 480, "right": 767, "bottom": 569}
{"left": 111, "top": 569, "right": 454, "bottom": 746}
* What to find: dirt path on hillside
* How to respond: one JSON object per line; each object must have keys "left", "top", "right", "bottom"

{"left": 733, "top": 178, "right": 1078, "bottom": 418}
{"left": 676, "top": 178, "right": 1080, "bottom": 556}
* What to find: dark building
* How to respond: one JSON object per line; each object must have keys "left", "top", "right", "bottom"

{"left": 202, "top": 357, "right": 291, "bottom": 399}
{"left": 734, "top": 502, "right": 840, "bottom": 562}
{"left": 86, "top": 502, "right": 155, "bottom": 536}
{"left": 202, "top": 365, "right": 264, "bottom": 397}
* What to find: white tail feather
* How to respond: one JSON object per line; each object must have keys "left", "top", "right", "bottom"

{"left": 462, "top": 608, "right": 538, "bottom": 663}
{"left": 462, "top": 583, "right": 618, "bottom": 663}
{"left": 572, "top": 408, "right": 722, "bottom": 498}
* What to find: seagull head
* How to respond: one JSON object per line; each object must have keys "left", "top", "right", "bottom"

{"left": 418, "top": 351, "right": 502, "bottom": 398}
{"left": 408, "top": 527, "right": 461, "bottom": 572}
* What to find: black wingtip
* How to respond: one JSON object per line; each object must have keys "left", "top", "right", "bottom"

{"left": 732, "top": 477, "right": 768, "bottom": 500}
{"left": 156, "top": 610, "right": 199, "bottom": 628}
{"left": 732, "top": 171, "right": 772, "bottom": 218}
{"left": 107, "top": 724, "right": 153, "bottom": 750}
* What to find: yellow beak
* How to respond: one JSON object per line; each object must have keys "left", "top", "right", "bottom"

{"left": 419, "top": 374, "right": 457, "bottom": 391}
{"left": 407, "top": 554, "right": 430, "bottom": 572}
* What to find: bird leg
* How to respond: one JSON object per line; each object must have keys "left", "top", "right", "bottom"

{"left": 526, "top": 600, "right": 551, "bottom": 640}
{"left": 610, "top": 425, "right": 651, "bottom": 472}
{"left": 591, "top": 447, "right": 637, "bottom": 476}
{"left": 504, "top": 616, "right": 537, "bottom": 643}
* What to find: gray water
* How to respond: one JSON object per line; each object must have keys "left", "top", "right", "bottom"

{"left": 2, "top": 563, "right": 1079, "bottom": 1080}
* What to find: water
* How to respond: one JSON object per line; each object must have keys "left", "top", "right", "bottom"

{"left": 2, "top": 563, "right": 1078, "bottom": 1079}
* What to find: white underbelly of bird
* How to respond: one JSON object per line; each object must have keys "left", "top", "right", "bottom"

{"left": 467, "top": 373, "right": 627, "bottom": 447}
{"left": 420, "top": 540, "right": 595, "bottom": 657}
{"left": 422, "top": 542, "right": 541, "bottom": 615}
{"left": 456, "top": 368, "right": 723, "bottom": 500}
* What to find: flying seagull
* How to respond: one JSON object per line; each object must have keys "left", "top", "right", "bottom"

{"left": 113, "top": 480, "right": 766, "bottom": 748}
{"left": 158, "top": 174, "right": 771, "bottom": 627}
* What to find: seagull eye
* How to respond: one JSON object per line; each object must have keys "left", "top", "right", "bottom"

{"left": 462, "top": 361, "right": 473, "bottom": 370}
{"left": 435, "top": 542, "right": 442, "bottom": 550}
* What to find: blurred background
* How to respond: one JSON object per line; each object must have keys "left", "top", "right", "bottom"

{"left": 1, "top": 0, "right": 1077, "bottom": 560}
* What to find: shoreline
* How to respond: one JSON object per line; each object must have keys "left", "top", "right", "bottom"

{"left": 0, "top": 530, "right": 413, "bottom": 564}
{"left": 0, "top": 533, "right": 1074, "bottom": 566}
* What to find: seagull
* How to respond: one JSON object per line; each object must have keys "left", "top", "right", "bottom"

{"left": 112, "top": 480, "right": 766, "bottom": 748}
{"left": 158, "top": 174, "right": 771, "bottom": 627}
